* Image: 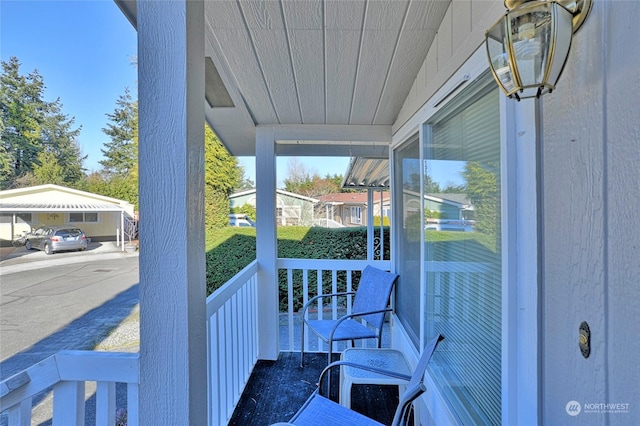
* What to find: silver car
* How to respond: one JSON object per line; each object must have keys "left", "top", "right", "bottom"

{"left": 24, "top": 226, "right": 88, "bottom": 255}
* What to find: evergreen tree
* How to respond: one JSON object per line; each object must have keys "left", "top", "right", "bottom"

{"left": 100, "top": 87, "right": 137, "bottom": 176}
{"left": 89, "top": 87, "right": 139, "bottom": 208}
{"left": 32, "top": 150, "right": 65, "bottom": 185}
{"left": 41, "top": 98, "right": 85, "bottom": 182}
{"left": 0, "top": 57, "right": 84, "bottom": 188}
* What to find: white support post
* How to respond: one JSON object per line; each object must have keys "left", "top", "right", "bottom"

{"left": 367, "top": 190, "right": 374, "bottom": 261}
{"left": 255, "top": 126, "right": 279, "bottom": 360}
{"left": 137, "top": 1, "right": 207, "bottom": 425}
{"left": 379, "top": 189, "right": 384, "bottom": 261}
{"left": 121, "top": 210, "right": 125, "bottom": 251}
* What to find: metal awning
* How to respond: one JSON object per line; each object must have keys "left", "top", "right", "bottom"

{"left": 341, "top": 158, "right": 390, "bottom": 189}
{"left": 0, "top": 202, "right": 127, "bottom": 213}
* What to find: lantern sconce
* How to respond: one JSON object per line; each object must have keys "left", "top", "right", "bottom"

{"left": 485, "top": 0, "right": 592, "bottom": 101}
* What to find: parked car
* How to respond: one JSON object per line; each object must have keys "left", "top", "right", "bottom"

{"left": 24, "top": 226, "right": 88, "bottom": 255}
{"left": 229, "top": 214, "right": 255, "bottom": 227}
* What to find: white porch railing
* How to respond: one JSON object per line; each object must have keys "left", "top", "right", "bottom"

{"left": 277, "top": 258, "right": 392, "bottom": 352}
{"left": 0, "top": 351, "right": 139, "bottom": 426}
{"left": 1, "top": 258, "right": 496, "bottom": 425}
{"left": 205, "top": 260, "right": 259, "bottom": 426}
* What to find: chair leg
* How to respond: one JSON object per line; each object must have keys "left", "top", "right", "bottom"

{"left": 300, "top": 320, "right": 305, "bottom": 367}
{"left": 326, "top": 345, "right": 333, "bottom": 390}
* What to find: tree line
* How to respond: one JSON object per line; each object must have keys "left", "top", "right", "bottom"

{"left": 1, "top": 57, "right": 355, "bottom": 229}
{"left": 0, "top": 56, "right": 250, "bottom": 230}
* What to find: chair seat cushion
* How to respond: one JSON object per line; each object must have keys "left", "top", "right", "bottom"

{"left": 291, "top": 394, "right": 383, "bottom": 426}
{"left": 306, "top": 319, "right": 378, "bottom": 342}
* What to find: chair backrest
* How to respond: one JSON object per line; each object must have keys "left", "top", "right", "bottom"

{"left": 391, "top": 334, "right": 444, "bottom": 426}
{"left": 351, "top": 266, "right": 399, "bottom": 329}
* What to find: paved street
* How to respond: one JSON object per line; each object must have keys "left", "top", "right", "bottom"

{"left": 1, "top": 251, "right": 139, "bottom": 379}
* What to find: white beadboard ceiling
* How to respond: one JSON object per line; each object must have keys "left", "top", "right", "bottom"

{"left": 116, "top": 0, "right": 451, "bottom": 157}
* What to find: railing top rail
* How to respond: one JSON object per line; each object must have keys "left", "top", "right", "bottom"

{"left": 424, "top": 261, "right": 496, "bottom": 273}
{"left": 55, "top": 351, "right": 139, "bottom": 382}
{"left": 0, "top": 350, "right": 139, "bottom": 411}
{"left": 276, "top": 258, "right": 391, "bottom": 271}
{"left": 206, "top": 260, "right": 259, "bottom": 317}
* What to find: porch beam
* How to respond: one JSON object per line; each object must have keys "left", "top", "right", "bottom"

{"left": 137, "top": 1, "right": 207, "bottom": 425}
{"left": 268, "top": 124, "right": 391, "bottom": 143}
{"left": 255, "top": 127, "right": 279, "bottom": 360}
{"left": 270, "top": 124, "right": 392, "bottom": 157}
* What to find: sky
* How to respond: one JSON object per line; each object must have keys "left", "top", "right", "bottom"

{"left": 0, "top": 1, "right": 350, "bottom": 185}
{"left": 1, "top": 0, "right": 138, "bottom": 173}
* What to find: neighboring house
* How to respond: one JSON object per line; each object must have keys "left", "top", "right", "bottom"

{"left": 0, "top": 184, "right": 136, "bottom": 245}
{"left": 317, "top": 192, "right": 390, "bottom": 227}
{"left": 230, "top": 189, "right": 318, "bottom": 226}
{"left": 424, "top": 193, "right": 473, "bottom": 220}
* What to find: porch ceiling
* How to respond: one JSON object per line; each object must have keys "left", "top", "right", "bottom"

{"left": 115, "top": 0, "right": 451, "bottom": 157}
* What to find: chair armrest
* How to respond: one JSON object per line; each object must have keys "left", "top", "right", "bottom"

{"left": 317, "top": 360, "right": 411, "bottom": 396}
{"left": 327, "top": 307, "right": 392, "bottom": 342}
{"left": 301, "top": 291, "right": 357, "bottom": 315}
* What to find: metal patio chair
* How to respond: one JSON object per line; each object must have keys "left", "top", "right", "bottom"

{"left": 300, "top": 265, "right": 399, "bottom": 368}
{"left": 277, "top": 334, "right": 444, "bottom": 426}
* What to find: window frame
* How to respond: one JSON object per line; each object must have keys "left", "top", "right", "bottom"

{"left": 16, "top": 213, "right": 32, "bottom": 223}
{"left": 69, "top": 212, "right": 100, "bottom": 223}
{"left": 389, "top": 46, "right": 540, "bottom": 425}
{"left": 350, "top": 206, "right": 362, "bottom": 224}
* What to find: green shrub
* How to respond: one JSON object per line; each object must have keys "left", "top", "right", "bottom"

{"left": 205, "top": 226, "right": 391, "bottom": 310}
{"left": 205, "top": 227, "right": 257, "bottom": 295}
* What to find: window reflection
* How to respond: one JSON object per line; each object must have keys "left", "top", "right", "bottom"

{"left": 424, "top": 88, "right": 502, "bottom": 425}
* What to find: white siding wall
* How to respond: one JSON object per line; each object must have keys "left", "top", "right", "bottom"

{"left": 393, "top": 0, "right": 504, "bottom": 134}
{"left": 542, "top": 1, "right": 640, "bottom": 425}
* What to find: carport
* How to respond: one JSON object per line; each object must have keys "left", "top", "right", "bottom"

{"left": 1, "top": 203, "right": 131, "bottom": 251}
{"left": 0, "top": 184, "right": 136, "bottom": 250}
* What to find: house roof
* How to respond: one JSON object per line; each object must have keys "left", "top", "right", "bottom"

{"left": 425, "top": 193, "right": 473, "bottom": 209}
{"left": 0, "top": 184, "right": 133, "bottom": 214}
{"left": 317, "top": 192, "right": 390, "bottom": 205}
{"left": 115, "top": 0, "right": 451, "bottom": 158}
{"left": 0, "top": 202, "right": 129, "bottom": 213}
{"left": 230, "top": 188, "right": 318, "bottom": 203}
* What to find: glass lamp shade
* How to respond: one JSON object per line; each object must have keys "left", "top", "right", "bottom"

{"left": 485, "top": 1, "right": 574, "bottom": 100}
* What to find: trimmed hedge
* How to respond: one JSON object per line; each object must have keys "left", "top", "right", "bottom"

{"left": 205, "top": 226, "right": 391, "bottom": 310}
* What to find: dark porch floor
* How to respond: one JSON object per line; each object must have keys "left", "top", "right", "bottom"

{"left": 229, "top": 352, "right": 399, "bottom": 425}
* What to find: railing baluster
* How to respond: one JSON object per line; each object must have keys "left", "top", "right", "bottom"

{"left": 52, "top": 380, "right": 85, "bottom": 426}
{"left": 331, "top": 269, "right": 338, "bottom": 320}
{"left": 127, "top": 382, "right": 139, "bottom": 426}
{"left": 95, "top": 381, "right": 116, "bottom": 426}
{"left": 287, "top": 268, "right": 294, "bottom": 351}
{"left": 6, "top": 397, "right": 31, "bottom": 426}
{"left": 302, "top": 270, "right": 309, "bottom": 352}
{"left": 316, "top": 269, "right": 323, "bottom": 351}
